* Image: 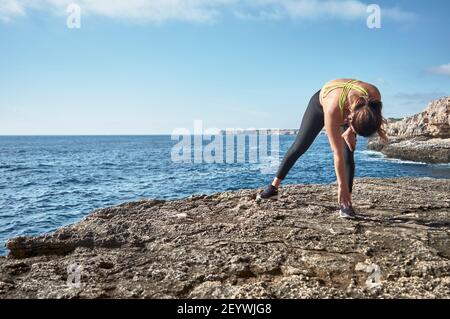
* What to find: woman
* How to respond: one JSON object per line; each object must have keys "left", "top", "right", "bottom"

{"left": 257, "top": 79, "right": 387, "bottom": 219}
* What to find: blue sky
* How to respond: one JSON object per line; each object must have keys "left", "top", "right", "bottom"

{"left": 1, "top": 0, "right": 449, "bottom": 135}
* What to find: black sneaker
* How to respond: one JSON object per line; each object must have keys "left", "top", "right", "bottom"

{"left": 339, "top": 205, "right": 356, "bottom": 219}
{"left": 256, "top": 185, "right": 279, "bottom": 201}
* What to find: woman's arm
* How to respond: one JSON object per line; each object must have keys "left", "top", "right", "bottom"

{"left": 342, "top": 126, "right": 356, "bottom": 152}
{"left": 323, "top": 101, "right": 352, "bottom": 207}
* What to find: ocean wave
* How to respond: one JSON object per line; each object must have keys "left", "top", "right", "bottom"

{"left": 382, "top": 158, "right": 429, "bottom": 165}
{"left": 6, "top": 166, "right": 29, "bottom": 172}
{"left": 99, "top": 162, "right": 116, "bottom": 167}
{"left": 362, "top": 154, "right": 450, "bottom": 166}
{"left": 249, "top": 157, "right": 281, "bottom": 174}
{"left": 358, "top": 150, "right": 434, "bottom": 166}
{"left": 358, "top": 150, "right": 384, "bottom": 156}
{"left": 37, "top": 164, "right": 54, "bottom": 168}
{"left": 22, "top": 182, "right": 37, "bottom": 187}
{"left": 361, "top": 154, "right": 428, "bottom": 165}
{"left": 54, "top": 177, "right": 91, "bottom": 186}
{"left": 4, "top": 165, "right": 53, "bottom": 173}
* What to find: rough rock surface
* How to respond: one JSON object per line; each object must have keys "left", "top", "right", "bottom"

{"left": 1, "top": 178, "right": 449, "bottom": 299}
{"left": 368, "top": 97, "right": 450, "bottom": 163}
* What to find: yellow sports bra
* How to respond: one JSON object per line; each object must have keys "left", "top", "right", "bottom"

{"left": 321, "top": 80, "right": 369, "bottom": 117}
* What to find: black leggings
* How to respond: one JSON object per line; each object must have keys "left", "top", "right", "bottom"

{"left": 276, "top": 90, "right": 355, "bottom": 193}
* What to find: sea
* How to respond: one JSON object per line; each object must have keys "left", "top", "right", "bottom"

{"left": 1, "top": 135, "right": 449, "bottom": 255}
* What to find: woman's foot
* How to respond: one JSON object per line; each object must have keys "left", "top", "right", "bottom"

{"left": 339, "top": 205, "right": 356, "bottom": 219}
{"left": 256, "top": 185, "right": 279, "bottom": 201}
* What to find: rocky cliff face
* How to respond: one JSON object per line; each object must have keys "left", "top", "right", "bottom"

{"left": 1, "top": 178, "right": 449, "bottom": 299}
{"left": 368, "top": 97, "right": 450, "bottom": 163}
{"left": 386, "top": 97, "right": 450, "bottom": 138}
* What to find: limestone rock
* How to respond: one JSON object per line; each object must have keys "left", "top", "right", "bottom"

{"left": 0, "top": 178, "right": 449, "bottom": 299}
{"left": 368, "top": 97, "right": 450, "bottom": 163}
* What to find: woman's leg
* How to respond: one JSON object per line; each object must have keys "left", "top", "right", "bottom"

{"left": 339, "top": 126, "right": 356, "bottom": 218}
{"left": 274, "top": 91, "right": 325, "bottom": 183}
{"left": 341, "top": 125, "right": 355, "bottom": 194}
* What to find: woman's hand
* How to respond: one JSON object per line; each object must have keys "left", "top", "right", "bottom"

{"left": 338, "top": 185, "right": 352, "bottom": 208}
{"left": 341, "top": 127, "right": 356, "bottom": 152}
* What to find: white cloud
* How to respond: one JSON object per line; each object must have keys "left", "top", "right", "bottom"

{"left": 0, "top": 0, "right": 233, "bottom": 23}
{"left": 0, "top": 0, "right": 416, "bottom": 24}
{"left": 428, "top": 63, "right": 450, "bottom": 76}
{"left": 237, "top": 0, "right": 417, "bottom": 21}
{"left": 57, "top": 0, "right": 230, "bottom": 23}
{"left": 382, "top": 6, "right": 416, "bottom": 21}
{"left": 270, "top": 0, "right": 368, "bottom": 19}
{"left": 0, "top": 0, "right": 26, "bottom": 23}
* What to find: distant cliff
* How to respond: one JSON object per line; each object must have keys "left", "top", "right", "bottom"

{"left": 368, "top": 96, "right": 450, "bottom": 163}
{"left": 219, "top": 129, "right": 301, "bottom": 135}
{"left": 1, "top": 178, "right": 449, "bottom": 299}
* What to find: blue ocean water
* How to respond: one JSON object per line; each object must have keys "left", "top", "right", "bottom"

{"left": 0, "top": 135, "right": 449, "bottom": 255}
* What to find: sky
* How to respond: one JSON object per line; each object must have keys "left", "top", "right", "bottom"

{"left": 1, "top": 0, "right": 449, "bottom": 135}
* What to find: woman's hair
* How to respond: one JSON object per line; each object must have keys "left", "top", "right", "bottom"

{"left": 351, "top": 96, "right": 388, "bottom": 142}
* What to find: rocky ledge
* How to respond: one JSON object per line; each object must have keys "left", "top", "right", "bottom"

{"left": 1, "top": 178, "right": 449, "bottom": 299}
{"left": 368, "top": 96, "right": 450, "bottom": 163}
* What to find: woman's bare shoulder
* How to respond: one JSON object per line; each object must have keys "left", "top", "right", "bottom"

{"left": 361, "top": 81, "right": 382, "bottom": 100}
{"left": 321, "top": 78, "right": 350, "bottom": 89}
{"left": 320, "top": 90, "right": 340, "bottom": 116}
